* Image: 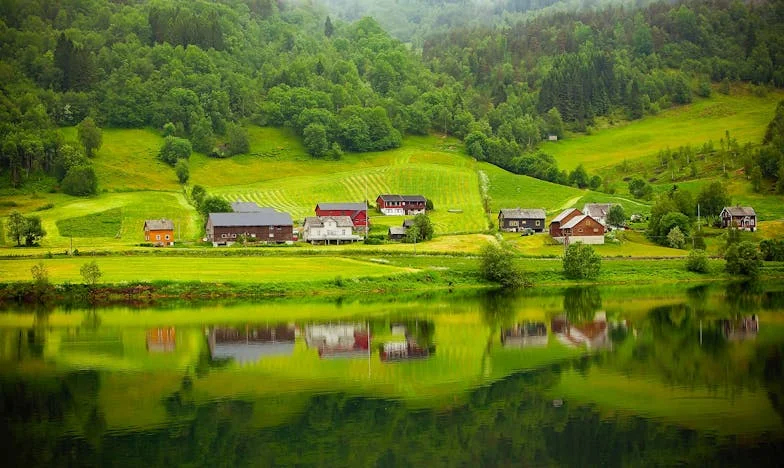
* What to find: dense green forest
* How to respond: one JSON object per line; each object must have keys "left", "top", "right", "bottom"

{"left": 1, "top": 0, "right": 784, "bottom": 195}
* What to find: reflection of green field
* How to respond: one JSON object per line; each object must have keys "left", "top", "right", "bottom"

{"left": 0, "top": 256, "right": 413, "bottom": 283}
{"left": 550, "top": 368, "right": 784, "bottom": 436}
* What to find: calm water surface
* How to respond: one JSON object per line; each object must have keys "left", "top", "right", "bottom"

{"left": 1, "top": 284, "right": 783, "bottom": 466}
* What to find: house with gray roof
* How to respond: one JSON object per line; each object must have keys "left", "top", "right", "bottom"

{"left": 498, "top": 208, "right": 546, "bottom": 232}
{"left": 583, "top": 203, "right": 616, "bottom": 226}
{"left": 315, "top": 202, "right": 368, "bottom": 227}
{"left": 721, "top": 206, "right": 757, "bottom": 231}
{"left": 303, "top": 216, "right": 363, "bottom": 244}
{"left": 231, "top": 201, "right": 276, "bottom": 213}
{"left": 206, "top": 209, "right": 293, "bottom": 246}
{"left": 143, "top": 219, "right": 175, "bottom": 246}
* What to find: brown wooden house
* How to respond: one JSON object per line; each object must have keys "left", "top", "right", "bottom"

{"left": 549, "top": 208, "right": 605, "bottom": 245}
{"left": 721, "top": 206, "right": 757, "bottom": 231}
{"left": 206, "top": 210, "right": 293, "bottom": 246}
{"left": 549, "top": 208, "right": 582, "bottom": 238}
{"left": 498, "top": 208, "right": 546, "bottom": 232}
{"left": 144, "top": 219, "right": 174, "bottom": 246}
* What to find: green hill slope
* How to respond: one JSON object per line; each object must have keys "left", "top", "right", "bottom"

{"left": 542, "top": 89, "right": 784, "bottom": 172}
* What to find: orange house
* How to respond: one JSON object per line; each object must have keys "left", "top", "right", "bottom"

{"left": 144, "top": 219, "right": 175, "bottom": 246}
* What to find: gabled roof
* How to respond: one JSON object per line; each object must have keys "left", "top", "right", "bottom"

{"left": 402, "top": 219, "right": 415, "bottom": 228}
{"left": 551, "top": 208, "right": 581, "bottom": 224}
{"left": 723, "top": 206, "right": 756, "bottom": 217}
{"left": 583, "top": 203, "right": 615, "bottom": 219}
{"left": 304, "top": 216, "right": 355, "bottom": 228}
{"left": 144, "top": 219, "right": 174, "bottom": 230}
{"left": 377, "top": 194, "right": 427, "bottom": 202}
{"left": 561, "top": 215, "right": 589, "bottom": 230}
{"left": 231, "top": 201, "right": 275, "bottom": 213}
{"left": 316, "top": 202, "right": 367, "bottom": 211}
{"left": 499, "top": 208, "right": 546, "bottom": 219}
{"left": 208, "top": 211, "right": 292, "bottom": 227}
{"left": 389, "top": 226, "right": 408, "bottom": 235}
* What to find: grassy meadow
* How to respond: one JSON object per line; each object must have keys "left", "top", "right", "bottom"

{"left": 2, "top": 90, "right": 783, "bottom": 269}
{"left": 541, "top": 88, "right": 784, "bottom": 172}
{"left": 0, "top": 256, "right": 413, "bottom": 283}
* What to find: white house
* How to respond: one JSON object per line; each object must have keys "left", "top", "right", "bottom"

{"left": 582, "top": 203, "right": 616, "bottom": 227}
{"left": 302, "top": 216, "right": 363, "bottom": 244}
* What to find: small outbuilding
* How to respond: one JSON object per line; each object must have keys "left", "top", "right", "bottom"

{"left": 721, "top": 206, "right": 757, "bottom": 231}
{"left": 388, "top": 226, "right": 408, "bottom": 241}
{"left": 498, "top": 208, "right": 546, "bottom": 232}
{"left": 144, "top": 219, "right": 175, "bottom": 246}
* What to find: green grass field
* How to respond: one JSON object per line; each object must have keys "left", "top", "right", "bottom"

{"left": 60, "top": 127, "right": 177, "bottom": 191}
{"left": 0, "top": 256, "right": 413, "bottom": 283}
{"left": 542, "top": 88, "right": 784, "bottom": 172}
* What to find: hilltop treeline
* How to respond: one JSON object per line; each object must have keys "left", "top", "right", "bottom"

{"left": 1, "top": 0, "right": 784, "bottom": 192}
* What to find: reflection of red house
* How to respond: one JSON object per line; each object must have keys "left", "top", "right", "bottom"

{"left": 551, "top": 313, "right": 609, "bottom": 349}
{"left": 315, "top": 202, "right": 368, "bottom": 227}
{"left": 146, "top": 327, "right": 176, "bottom": 352}
{"left": 305, "top": 323, "right": 370, "bottom": 359}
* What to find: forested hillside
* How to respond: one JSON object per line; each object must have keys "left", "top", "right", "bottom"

{"left": 1, "top": 0, "right": 784, "bottom": 195}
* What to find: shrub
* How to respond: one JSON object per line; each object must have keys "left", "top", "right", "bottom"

{"left": 760, "top": 239, "right": 784, "bottom": 261}
{"left": 226, "top": 123, "right": 250, "bottom": 155}
{"left": 563, "top": 242, "right": 601, "bottom": 280}
{"left": 80, "top": 261, "right": 102, "bottom": 286}
{"left": 686, "top": 249, "right": 709, "bottom": 273}
{"left": 62, "top": 165, "right": 98, "bottom": 196}
{"left": 667, "top": 226, "right": 686, "bottom": 249}
{"left": 725, "top": 241, "right": 762, "bottom": 278}
{"left": 158, "top": 136, "right": 192, "bottom": 165}
{"left": 175, "top": 159, "right": 189, "bottom": 184}
{"left": 479, "top": 242, "right": 525, "bottom": 289}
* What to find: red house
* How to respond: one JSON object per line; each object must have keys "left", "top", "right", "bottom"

{"left": 315, "top": 202, "right": 368, "bottom": 227}
{"left": 549, "top": 208, "right": 605, "bottom": 245}
{"left": 376, "top": 194, "right": 427, "bottom": 215}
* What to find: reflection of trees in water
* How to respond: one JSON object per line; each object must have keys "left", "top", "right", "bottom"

{"left": 479, "top": 290, "right": 518, "bottom": 330}
{"left": 562, "top": 287, "right": 602, "bottom": 322}
{"left": 4, "top": 344, "right": 784, "bottom": 465}
{"left": 725, "top": 280, "right": 763, "bottom": 314}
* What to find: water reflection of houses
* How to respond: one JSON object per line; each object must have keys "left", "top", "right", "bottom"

{"left": 380, "top": 323, "right": 435, "bottom": 362}
{"left": 501, "top": 322, "right": 548, "bottom": 348}
{"left": 551, "top": 312, "right": 610, "bottom": 349}
{"left": 305, "top": 323, "right": 369, "bottom": 359}
{"left": 146, "top": 327, "right": 176, "bottom": 352}
{"left": 208, "top": 324, "right": 296, "bottom": 364}
{"left": 718, "top": 315, "right": 759, "bottom": 341}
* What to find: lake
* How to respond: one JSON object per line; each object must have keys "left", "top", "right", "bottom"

{"left": 1, "top": 283, "right": 783, "bottom": 466}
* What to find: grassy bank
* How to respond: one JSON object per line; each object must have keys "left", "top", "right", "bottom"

{"left": 2, "top": 254, "right": 783, "bottom": 305}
